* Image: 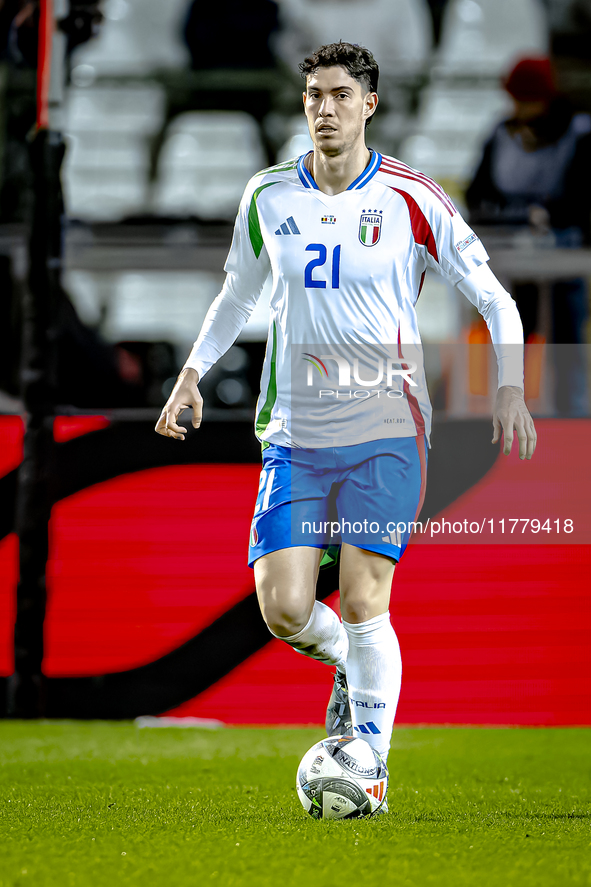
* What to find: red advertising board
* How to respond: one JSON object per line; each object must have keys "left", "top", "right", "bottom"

{"left": 1, "top": 416, "right": 589, "bottom": 724}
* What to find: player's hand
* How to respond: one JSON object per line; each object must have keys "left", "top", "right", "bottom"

{"left": 155, "top": 367, "right": 202, "bottom": 441}
{"left": 492, "top": 385, "right": 537, "bottom": 460}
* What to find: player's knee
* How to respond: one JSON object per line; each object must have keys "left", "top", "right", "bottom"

{"left": 341, "top": 596, "right": 372, "bottom": 624}
{"left": 340, "top": 587, "right": 389, "bottom": 624}
{"left": 262, "top": 600, "right": 311, "bottom": 638}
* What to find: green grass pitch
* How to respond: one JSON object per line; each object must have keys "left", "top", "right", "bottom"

{"left": 0, "top": 722, "right": 589, "bottom": 887}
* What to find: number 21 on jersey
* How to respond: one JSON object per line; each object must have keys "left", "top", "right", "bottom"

{"left": 304, "top": 243, "right": 341, "bottom": 289}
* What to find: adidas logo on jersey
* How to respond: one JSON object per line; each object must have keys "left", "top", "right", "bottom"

{"left": 274, "top": 216, "right": 300, "bottom": 235}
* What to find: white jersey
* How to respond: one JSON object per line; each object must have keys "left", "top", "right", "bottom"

{"left": 185, "top": 151, "right": 522, "bottom": 448}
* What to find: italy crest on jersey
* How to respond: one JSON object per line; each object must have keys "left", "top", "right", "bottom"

{"left": 359, "top": 212, "right": 382, "bottom": 247}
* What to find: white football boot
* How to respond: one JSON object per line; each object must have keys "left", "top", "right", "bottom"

{"left": 325, "top": 668, "right": 352, "bottom": 736}
{"left": 371, "top": 754, "right": 389, "bottom": 815}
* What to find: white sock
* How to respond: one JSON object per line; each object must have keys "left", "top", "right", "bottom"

{"left": 270, "top": 601, "right": 348, "bottom": 671}
{"left": 343, "top": 612, "right": 402, "bottom": 760}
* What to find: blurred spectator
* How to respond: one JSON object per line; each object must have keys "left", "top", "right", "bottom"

{"left": 183, "top": 0, "right": 279, "bottom": 71}
{"left": 0, "top": 0, "right": 103, "bottom": 222}
{"left": 425, "top": 0, "right": 449, "bottom": 46}
{"left": 542, "top": 0, "right": 591, "bottom": 46}
{"left": 0, "top": 1, "right": 102, "bottom": 67}
{"left": 467, "top": 56, "right": 591, "bottom": 416}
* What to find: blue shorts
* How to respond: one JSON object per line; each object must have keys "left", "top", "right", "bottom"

{"left": 248, "top": 436, "right": 427, "bottom": 568}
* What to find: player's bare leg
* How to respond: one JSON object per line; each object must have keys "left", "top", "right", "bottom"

{"left": 255, "top": 546, "right": 349, "bottom": 722}
{"left": 339, "top": 543, "right": 394, "bottom": 624}
{"left": 254, "top": 546, "right": 322, "bottom": 637}
{"left": 339, "top": 544, "right": 402, "bottom": 785}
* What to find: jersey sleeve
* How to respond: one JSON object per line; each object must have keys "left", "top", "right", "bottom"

{"left": 425, "top": 199, "right": 490, "bottom": 285}
{"left": 457, "top": 263, "right": 524, "bottom": 389}
{"left": 394, "top": 177, "right": 523, "bottom": 387}
{"left": 390, "top": 176, "right": 489, "bottom": 283}
{"left": 416, "top": 189, "right": 524, "bottom": 388}
{"left": 183, "top": 176, "right": 271, "bottom": 379}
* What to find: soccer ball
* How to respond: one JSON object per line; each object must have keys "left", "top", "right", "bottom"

{"left": 296, "top": 735, "right": 388, "bottom": 820}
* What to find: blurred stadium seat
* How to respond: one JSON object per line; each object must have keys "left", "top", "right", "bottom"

{"left": 399, "top": 10, "right": 532, "bottom": 189}
{"left": 398, "top": 87, "right": 512, "bottom": 184}
{"left": 277, "top": 0, "right": 432, "bottom": 76}
{"left": 411, "top": 0, "right": 549, "bottom": 187}
{"left": 69, "top": 0, "right": 190, "bottom": 78}
{"left": 64, "top": 268, "right": 223, "bottom": 354}
{"left": 418, "top": 85, "right": 511, "bottom": 134}
{"left": 62, "top": 85, "right": 165, "bottom": 221}
{"left": 398, "top": 130, "right": 482, "bottom": 188}
{"left": 151, "top": 111, "right": 267, "bottom": 220}
{"left": 436, "top": 0, "right": 547, "bottom": 75}
{"left": 276, "top": 116, "right": 313, "bottom": 164}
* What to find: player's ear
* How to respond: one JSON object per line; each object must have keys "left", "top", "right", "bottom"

{"left": 364, "top": 91, "right": 378, "bottom": 121}
{"left": 302, "top": 76, "right": 310, "bottom": 111}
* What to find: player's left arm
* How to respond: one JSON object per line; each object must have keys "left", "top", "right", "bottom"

{"left": 419, "top": 190, "right": 536, "bottom": 458}
{"left": 456, "top": 262, "right": 537, "bottom": 460}
{"left": 491, "top": 384, "right": 537, "bottom": 460}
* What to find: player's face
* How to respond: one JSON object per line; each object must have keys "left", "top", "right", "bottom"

{"left": 303, "top": 66, "right": 377, "bottom": 156}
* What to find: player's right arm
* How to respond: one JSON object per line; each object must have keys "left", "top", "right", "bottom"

{"left": 155, "top": 172, "right": 272, "bottom": 440}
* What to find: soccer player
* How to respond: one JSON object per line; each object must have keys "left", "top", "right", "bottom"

{"left": 156, "top": 43, "right": 537, "bottom": 804}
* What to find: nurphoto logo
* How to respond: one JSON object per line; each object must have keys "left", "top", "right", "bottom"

{"left": 303, "top": 353, "right": 417, "bottom": 388}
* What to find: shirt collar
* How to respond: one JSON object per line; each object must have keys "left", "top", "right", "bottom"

{"left": 297, "top": 148, "right": 382, "bottom": 191}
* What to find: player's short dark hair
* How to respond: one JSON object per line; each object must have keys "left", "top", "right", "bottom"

{"left": 299, "top": 42, "right": 379, "bottom": 95}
